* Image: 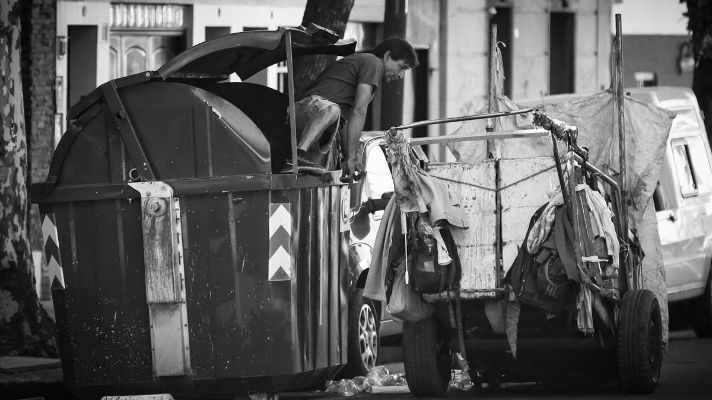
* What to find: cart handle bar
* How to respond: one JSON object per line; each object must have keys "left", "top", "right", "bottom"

{"left": 390, "top": 108, "right": 534, "bottom": 131}
{"left": 532, "top": 111, "right": 591, "bottom": 161}
{"left": 567, "top": 152, "right": 620, "bottom": 195}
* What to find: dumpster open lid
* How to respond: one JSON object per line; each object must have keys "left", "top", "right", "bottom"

{"left": 157, "top": 25, "right": 357, "bottom": 80}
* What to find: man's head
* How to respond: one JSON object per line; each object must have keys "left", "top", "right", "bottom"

{"left": 373, "top": 37, "right": 419, "bottom": 82}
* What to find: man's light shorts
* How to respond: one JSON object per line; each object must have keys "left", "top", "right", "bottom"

{"left": 295, "top": 95, "right": 341, "bottom": 145}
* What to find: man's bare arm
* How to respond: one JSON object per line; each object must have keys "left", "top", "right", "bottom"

{"left": 342, "top": 83, "right": 374, "bottom": 176}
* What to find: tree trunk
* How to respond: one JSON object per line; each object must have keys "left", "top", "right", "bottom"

{"left": 293, "top": 0, "right": 354, "bottom": 100}
{"left": 380, "top": 0, "right": 408, "bottom": 130}
{"left": 0, "top": 0, "right": 57, "bottom": 357}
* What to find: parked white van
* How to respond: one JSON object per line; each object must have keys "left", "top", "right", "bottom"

{"left": 628, "top": 87, "right": 712, "bottom": 337}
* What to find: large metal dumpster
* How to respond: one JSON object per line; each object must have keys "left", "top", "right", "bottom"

{"left": 31, "top": 27, "right": 356, "bottom": 399}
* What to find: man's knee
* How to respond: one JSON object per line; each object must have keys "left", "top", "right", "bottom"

{"left": 314, "top": 104, "right": 340, "bottom": 126}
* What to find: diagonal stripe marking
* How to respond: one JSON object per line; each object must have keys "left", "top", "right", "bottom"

{"left": 269, "top": 246, "right": 291, "bottom": 280}
{"left": 44, "top": 239, "right": 60, "bottom": 266}
{"left": 269, "top": 204, "right": 291, "bottom": 236}
{"left": 41, "top": 215, "right": 59, "bottom": 245}
{"left": 47, "top": 257, "right": 65, "bottom": 288}
{"left": 269, "top": 227, "right": 291, "bottom": 258}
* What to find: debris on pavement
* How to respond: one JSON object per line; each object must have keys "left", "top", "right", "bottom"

{"left": 324, "top": 366, "right": 408, "bottom": 396}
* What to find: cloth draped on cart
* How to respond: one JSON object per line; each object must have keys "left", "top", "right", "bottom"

{"left": 364, "top": 130, "right": 468, "bottom": 306}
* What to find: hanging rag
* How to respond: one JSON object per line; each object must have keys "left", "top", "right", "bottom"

{"left": 577, "top": 184, "right": 619, "bottom": 272}
{"left": 386, "top": 129, "right": 468, "bottom": 229}
{"left": 527, "top": 188, "right": 564, "bottom": 253}
{"left": 363, "top": 196, "right": 399, "bottom": 302}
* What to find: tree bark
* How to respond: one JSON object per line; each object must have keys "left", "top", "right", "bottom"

{"left": 380, "top": 0, "right": 408, "bottom": 130}
{"left": 0, "top": 0, "right": 57, "bottom": 357}
{"left": 293, "top": 0, "right": 354, "bottom": 100}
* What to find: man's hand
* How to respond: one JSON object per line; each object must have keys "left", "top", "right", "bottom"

{"left": 341, "top": 157, "right": 364, "bottom": 184}
{"left": 348, "top": 157, "right": 365, "bottom": 179}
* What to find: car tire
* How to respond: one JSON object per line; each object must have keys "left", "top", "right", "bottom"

{"left": 692, "top": 268, "right": 712, "bottom": 337}
{"left": 402, "top": 316, "right": 451, "bottom": 396}
{"left": 617, "top": 289, "right": 663, "bottom": 394}
{"left": 342, "top": 288, "right": 379, "bottom": 377}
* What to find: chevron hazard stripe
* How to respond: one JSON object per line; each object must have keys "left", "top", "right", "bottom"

{"left": 269, "top": 203, "right": 292, "bottom": 281}
{"left": 41, "top": 213, "right": 65, "bottom": 288}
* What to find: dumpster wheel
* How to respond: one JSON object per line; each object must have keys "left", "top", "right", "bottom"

{"left": 403, "top": 316, "right": 451, "bottom": 396}
{"left": 617, "top": 289, "right": 663, "bottom": 394}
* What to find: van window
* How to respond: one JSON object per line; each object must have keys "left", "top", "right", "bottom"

{"left": 687, "top": 138, "right": 712, "bottom": 194}
{"left": 670, "top": 108, "right": 700, "bottom": 132}
{"left": 672, "top": 143, "right": 698, "bottom": 197}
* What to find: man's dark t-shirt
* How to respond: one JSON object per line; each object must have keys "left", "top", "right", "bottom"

{"left": 304, "top": 53, "right": 384, "bottom": 118}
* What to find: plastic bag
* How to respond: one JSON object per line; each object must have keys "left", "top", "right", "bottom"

{"left": 449, "top": 369, "right": 474, "bottom": 391}
{"left": 325, "top": 366, "right": 409, "bottom": 396}
{"left": 325, "top": 379, "right": 368, "bottom": 396}
{"left": 386, "top": 257, "right": 434, "bottom": 321}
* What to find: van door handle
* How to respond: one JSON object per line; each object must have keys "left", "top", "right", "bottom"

{"left": 668, "top": 213, "right": 676, "bottom": 222}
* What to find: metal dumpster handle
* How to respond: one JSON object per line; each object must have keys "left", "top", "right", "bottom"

{"left": 101, "top": 81, "right": 157, "bottom": 181}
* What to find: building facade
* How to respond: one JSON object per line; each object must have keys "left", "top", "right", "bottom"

{"left": 612, "top": 0, "right": 693, "bottom": 88}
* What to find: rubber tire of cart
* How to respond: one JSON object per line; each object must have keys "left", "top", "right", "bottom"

{"left": 692, "top": 266, "right": 712, "bottom": 337}
{"left": 402, "top": 316, "right": 451, "bottom": 396}
{"left": 341, "top": 288, "right": 380, "bottom": 378}
{"left": 617, "top": 289, "right": 663, "bottom": 394}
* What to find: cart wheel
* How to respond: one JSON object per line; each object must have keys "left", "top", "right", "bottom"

{"left": 342, "top": 288, "right": 379, "bottom": 377}
{"left": 617, "top": 289, "right": 663, "bottom": 394}
{"left": 403, "top": 316, "right": 451, "bottom": 396}
{"left": 692, "top": 267, "right": 712, "bottom": 337}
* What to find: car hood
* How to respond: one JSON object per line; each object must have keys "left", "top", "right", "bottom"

{"left": 157, "top": 26, "right": 356, "bottom": 80}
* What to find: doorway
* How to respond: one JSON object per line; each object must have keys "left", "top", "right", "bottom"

{"left": 549, "top": 12, "right": 575, "bottom": 94}
{"left": 109, "top": 33, "right": 185, "bottom": 79}
{"left": 68, "top": 25, "right": 98, "bottom": 108}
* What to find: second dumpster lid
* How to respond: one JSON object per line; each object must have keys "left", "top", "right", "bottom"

{"left": 157, "top": 25, "right": 356, "bottom": 80}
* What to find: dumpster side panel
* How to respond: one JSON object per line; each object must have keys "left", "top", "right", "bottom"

{"left": 52, "top": 200, "right": 153, "bottom": 386}
{"left": 278, "top": 186, "right": 348, "bottom": 374}
{"left": 182, "top": 190, "right": 296, "bottom": 379}
{"left": 182, "top": 185, "right": 347, "bottom": 381}
{"left": 290, "top": 187, "right": 336, "bottom": 372}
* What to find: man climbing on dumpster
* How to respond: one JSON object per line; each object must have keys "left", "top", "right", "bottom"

{"left": 281, "top": 37, "right": 418, "bottom": 182}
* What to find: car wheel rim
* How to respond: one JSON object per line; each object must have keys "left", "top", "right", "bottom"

{"left": 358, "top": 303, "right": 378, "bottom": 370}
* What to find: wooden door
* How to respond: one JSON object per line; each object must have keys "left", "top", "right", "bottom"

{"left": 110, "top": 34, "right": 184, "bottom": 79}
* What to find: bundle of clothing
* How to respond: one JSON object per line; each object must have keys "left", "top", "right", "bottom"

{"left": 505, "top": 181, "right": 622, "bottom": 334}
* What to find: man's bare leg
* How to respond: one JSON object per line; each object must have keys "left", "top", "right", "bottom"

{"left": 297, "top": 106, "right": 340, "bottom": 153}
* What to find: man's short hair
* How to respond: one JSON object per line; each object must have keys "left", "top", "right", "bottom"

{"left": 373, "top": 37, "right": 419, "bottom": 68}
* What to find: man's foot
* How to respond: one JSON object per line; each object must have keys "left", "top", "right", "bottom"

{"left": 280, "top": 155, "right": 326, "bottom": 176}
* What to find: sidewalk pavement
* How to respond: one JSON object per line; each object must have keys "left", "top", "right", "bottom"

{"left": 1, "top": 356, "right": 68, "bottom": 400}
